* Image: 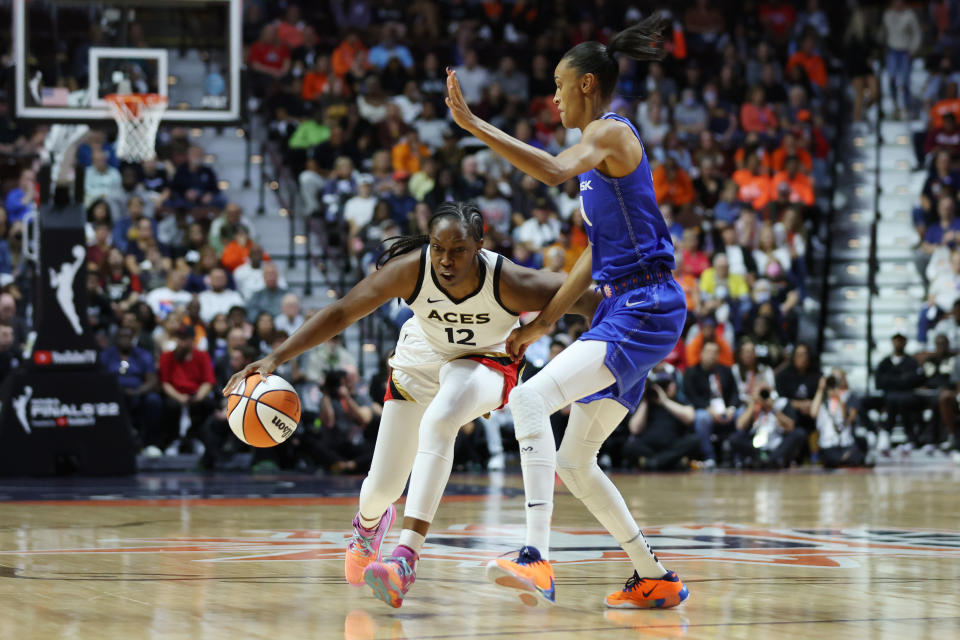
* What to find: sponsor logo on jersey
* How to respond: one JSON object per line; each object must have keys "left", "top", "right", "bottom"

{"left": 426, "top": 310, "right": 490, "bottom": 324}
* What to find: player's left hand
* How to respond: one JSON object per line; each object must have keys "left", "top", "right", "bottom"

{"left": 445, "top": 68, "right": 477, "bottom": 132}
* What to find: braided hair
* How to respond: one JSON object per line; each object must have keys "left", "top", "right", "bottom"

{"left": 561, "top": 12, "right": 667, "bottom": 100}
{"left": 376, "top": 201, "right": 485, "bottom": 268}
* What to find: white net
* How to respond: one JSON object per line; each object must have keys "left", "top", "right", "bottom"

{"left": 106, "top": 94, "right": 168, "bottom": 162}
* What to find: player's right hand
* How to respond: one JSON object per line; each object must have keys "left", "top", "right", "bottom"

{"left": 222, "top": 356, "right": 278, "bottom": 396}
{"left": 505, "top": 320, "right": 549, "bottom": 361}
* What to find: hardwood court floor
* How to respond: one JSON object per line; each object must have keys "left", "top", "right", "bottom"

{"left": 0, "top": 469, "right": 958, "bottom": 639}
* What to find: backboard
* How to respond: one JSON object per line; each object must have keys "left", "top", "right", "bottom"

{"left": 14, "top": 0, "right": 241, "bottom": 123}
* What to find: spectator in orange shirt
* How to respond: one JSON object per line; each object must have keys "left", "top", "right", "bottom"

{"left": 544, "top": 223, "right": 586, "bottom": 273}
{"left": 740, "top": 86, "right": 779, "bottom": 136}
{"left": 770, "top": 133, "right": 813, "bottom": 172}
{"left": 771, "top": 157, "right": 815, "bottom": 206}
{"left": 930, "top": 82, "right": 960, "bottom": 131}
{"left": 221, "top": 227, "right": 270, "bottom": 273}
{"left": 786, "top": 32, "right": 828, "bottom": 88}
{"left": 733, "top": 153, "right": 773, "bottom": 211}
{"left": 652, "top": 157, "right": 695, "bottom": 208}
{"left": 301, "top": 55, "right": 332, "bottom": 102}
{"left": 686, "top": 315, "right": 735, "bottom": 368}
{"left": 332, "top": 31, "right": 368, "bottom": 79}
{"left": 674, "top": 254, "right": 701, "bottom": 316}
{"left": 391, "top": 130, "right": 432, "bottom": 175}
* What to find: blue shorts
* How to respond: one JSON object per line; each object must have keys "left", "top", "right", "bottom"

{"left": 577, "top": 277, "right": 687, "bottom": 411}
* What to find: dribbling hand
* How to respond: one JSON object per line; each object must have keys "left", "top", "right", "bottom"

{"left": 445, "top": 68, "right": 477, "bottom": 132}
{"left": 222, "top": 356, "right": 278, "bottom": 396}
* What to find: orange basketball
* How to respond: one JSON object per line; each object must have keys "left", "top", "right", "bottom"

{"left": 226, "top": 374, "right": 301, "bottom": 447}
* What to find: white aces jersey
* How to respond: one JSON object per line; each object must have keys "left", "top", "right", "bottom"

{"left": 405, "top": 246, "right": 520, "bottom": 357}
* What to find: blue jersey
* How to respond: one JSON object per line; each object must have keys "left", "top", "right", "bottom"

{"left": 577, "top": 113, "right": 675, "bottom": 283}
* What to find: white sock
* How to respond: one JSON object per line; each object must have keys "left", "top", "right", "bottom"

{"left": 519, "top": 430, "right": 556, "bottom": 560}
{"left": 622, "top": 530, "right": 666, "bottom": 578}
{"left": 397, "top": 529, "right": 426, "bottom": 555}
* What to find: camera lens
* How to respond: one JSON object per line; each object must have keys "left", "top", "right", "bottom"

{"left": 759, "top": 389, "right": 770, "bottom": 400}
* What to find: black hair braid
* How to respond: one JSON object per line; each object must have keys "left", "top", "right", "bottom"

{"left": 562, "top": 12, "right": 667, "bottom": 99}
{"left": 376, "top": 201, "right": 485, "bottom": 268}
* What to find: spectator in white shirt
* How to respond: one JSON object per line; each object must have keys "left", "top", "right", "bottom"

{"left": 145, "top": 269, "right": 194, "bottom": 320}
{"left": 453, "top": 49, "right": 490, "bottom": 106}
{"left": 343, "top": 177, "right": 377, "bottom": 230}
{"left": 555, "top": 178, "right": 582, "bottom": 221}
{"left": 274, "top": 293, "right": 304, "bottom": 335}
{"left": 84, "top": 149, "right": 123, "bottom": 210}
{"left": 414, "top": 101, "right": 448, "bottom": 150}
{"left": 234, "top": 245, "right": 285, "bottom": 300}
{"left": 198, "top": 268, "right": 245, "bottom": 323}
{"left": 513, "top": 197, "right": 561, "bottom": 251}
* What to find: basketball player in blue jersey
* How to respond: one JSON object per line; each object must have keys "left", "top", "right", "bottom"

{"left": 446, "top": 14, "right": 689, "bottom": 609}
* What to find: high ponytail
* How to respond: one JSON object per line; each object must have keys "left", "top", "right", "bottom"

{"left": 562, "top": 12, "right": 667, "bottom": 99}
{"left": 376, "top": 201, "right": 485, "bottom": 268}
{"left": 607, "top": 13, "right": 667, "bottom": 63}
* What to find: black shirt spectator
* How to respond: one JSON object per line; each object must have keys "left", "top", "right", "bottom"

{"left": 624, "top": 367, "right": 701, "bottom": 470}
{"left": 684, "top": 350, "right": 739, "bottom": 411}
{"left": 775, "top": 343, "right": 821, "bottom": 430}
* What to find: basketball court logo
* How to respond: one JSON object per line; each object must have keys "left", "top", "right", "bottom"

{"left": 5, "top": 523, "right": 959, "bottom": 569}
{"left": 48, "top": 245, "right": 86, "bottom": 335}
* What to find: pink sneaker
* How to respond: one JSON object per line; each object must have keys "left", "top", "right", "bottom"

{"left": 344, "top": 504, "right": 397, "bottom": 586}
{"left": 363, "top": 546, "right": 418, "bottom": 608}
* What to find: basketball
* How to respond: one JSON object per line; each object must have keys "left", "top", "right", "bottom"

{"left": 226, "top": 374, "right": 301, "bottom": 448}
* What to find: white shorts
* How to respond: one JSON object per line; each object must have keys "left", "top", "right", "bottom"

{"left": 386, "top": 318, "right": 516, "bottom": 406}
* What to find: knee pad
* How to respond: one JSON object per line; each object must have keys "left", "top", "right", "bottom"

{"left": 510, "top": 385, "right": 547, "bottom": 441}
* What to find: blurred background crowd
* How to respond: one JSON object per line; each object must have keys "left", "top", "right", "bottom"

{"left": 0, "top": 0, "right": 955, "bottom": 475}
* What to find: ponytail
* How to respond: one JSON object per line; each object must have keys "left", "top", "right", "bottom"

{"left": 562, "top": 12, "right": 667, "bottom": 99}
{"left": 376, "top": 201, "right": 485, "bottom": 268}
{"left": 607, "top": 13, "right": 667, "bottom": 63}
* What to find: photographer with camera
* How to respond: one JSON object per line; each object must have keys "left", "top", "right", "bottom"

{"left": 685, "top": 341, "right": 740, "bottom": 468}
{"left": 731, "top": 384, "right": 804, "bottom": 468}
{"left": 623, "top": 364, "right": 702, "bottom": 471}
{"left": 313, "top": 365, "right": 378, "bottom": 474}
{"left": 810, "top": 372, "right": 868, "bottom": 468}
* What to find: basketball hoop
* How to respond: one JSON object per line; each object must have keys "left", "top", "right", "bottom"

{"left": 105, "top": 93, "right": 168, "bottom": 161}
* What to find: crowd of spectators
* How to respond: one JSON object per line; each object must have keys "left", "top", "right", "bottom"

{"left": 241, "top": 0, "right": 872, "bottom": 471}
{"left": 892, "top": 2, "right": 960, "bottom": 455}
{"left": 0, "top": 1, "right": 918, "bottom": 473}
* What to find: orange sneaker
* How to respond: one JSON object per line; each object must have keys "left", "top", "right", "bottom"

{"left": 485, "top": 546, "right": 555, "bottom": 606}
{"left": 344, "top": 504, "right": 396, "bottom": 586}
{"left": 604, "top": 571, "right": 689, "bottom": 609}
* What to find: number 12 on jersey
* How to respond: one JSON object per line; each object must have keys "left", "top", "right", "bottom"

{"left": 444, "top": 327, "right": 476, "bottom": 345}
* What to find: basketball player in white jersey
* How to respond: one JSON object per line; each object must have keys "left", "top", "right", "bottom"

{"left": 224, "top": 201, "right": 599, "bottom": 608}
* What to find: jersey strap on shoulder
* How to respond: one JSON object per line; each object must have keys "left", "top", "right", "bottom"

{"left": 492, "top": 254, "right": 519, "bottom": 316}
{"left": 404, "top": 245, "right": 428, "bottom": 305}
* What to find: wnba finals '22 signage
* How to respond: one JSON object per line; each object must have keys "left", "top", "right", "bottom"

{"left": 0, "top": 205, "right": 135, "bottom": 476}
{"left": 11, "top": 385, "right": 120, "bottom": 432}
